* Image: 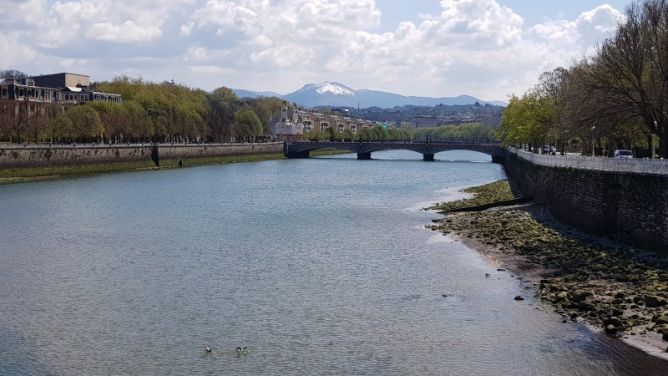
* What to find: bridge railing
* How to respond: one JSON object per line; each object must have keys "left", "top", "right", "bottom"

{"left": 508, "top": 147, "right": 668, "bottom": 175}
{"left": 0, "top": 142, "right": 283, "bottom": 150}
{"left": 290, "top": 141, "right": 501, "bottom": 145}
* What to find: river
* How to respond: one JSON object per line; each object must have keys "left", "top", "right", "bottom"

{"left": 0, "top": 150, "right": 665, "bottom": 375}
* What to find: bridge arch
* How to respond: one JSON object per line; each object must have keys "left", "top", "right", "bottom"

{"left": 432, "top": 149, "right": 493, "bottom": 162}
{"left": 285, "top": 141, "right": 505, "bottom": 163}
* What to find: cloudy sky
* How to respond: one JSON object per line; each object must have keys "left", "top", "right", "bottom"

{"left": 0, "top": 0, "right": 630, "bottom": 101}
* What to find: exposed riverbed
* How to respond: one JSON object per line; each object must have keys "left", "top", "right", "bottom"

{"left": 0, "top": 150, "right": 665, "bottom": 375}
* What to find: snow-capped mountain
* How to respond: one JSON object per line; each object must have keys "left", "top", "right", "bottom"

{"left": 282, "top": 82, "right": 357, "bottom": 107}
{"left": 234, "top": 82, "right": 506, "bottom": 108}
{"left": 312, "top": 82, "right": 355, "bottom": 96}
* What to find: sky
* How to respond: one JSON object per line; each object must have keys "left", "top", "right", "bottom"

{"left": 0, "top": 0, "right": 633, "bottom": 101}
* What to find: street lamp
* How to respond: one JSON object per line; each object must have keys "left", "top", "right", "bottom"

{"left": 651, "top": 120, "right": 657, "bottom": 159}
{"left": 591, "top": 126, "right": 596, "bottom": 157}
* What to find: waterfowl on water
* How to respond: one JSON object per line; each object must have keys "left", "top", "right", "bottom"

{"left": 242, "top": 347, "right": 248, "bottom": 354}
{"left": 205, "top": 347, "right": 213, "bottom": 353}
{"left": 236, "top": 347, "right": 242, "bottom": 354}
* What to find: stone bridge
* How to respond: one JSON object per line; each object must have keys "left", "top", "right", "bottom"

{"left": 284, "top": 141, "right": 505, "bottom": 163}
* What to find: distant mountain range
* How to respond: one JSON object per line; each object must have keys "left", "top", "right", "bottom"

{"left": 232, "top": 89, "right": 283, "bottom": 99}
{"left": 233, "top": 82, "right": 506, "bottom": 109}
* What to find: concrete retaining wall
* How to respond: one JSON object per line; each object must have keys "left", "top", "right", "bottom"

{"left": 0, "top": 143, "right": 283, "bottom": 168}
{"left": 504, "top": 150, "right": 668, "bottom": 250}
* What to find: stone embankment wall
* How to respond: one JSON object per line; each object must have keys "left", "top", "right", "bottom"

{"left": 0, "top": 143, "right": 283, "bottom": 168}
{"left": 504, "top": 149, "right": 668, "bottom": 250}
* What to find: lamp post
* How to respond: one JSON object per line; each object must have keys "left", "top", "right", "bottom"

{"left": 591, "top": 126, "right": 596, "bottom": 157}
{"left": 651, "top": 120, "right": 657, "bottom": 159}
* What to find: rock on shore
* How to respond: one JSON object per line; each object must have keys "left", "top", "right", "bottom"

{"left": 430, "top": 207, "right": 668, "bottom": 355}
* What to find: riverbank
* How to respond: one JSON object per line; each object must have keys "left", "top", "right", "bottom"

{"left": 429, "top": 180, "right": 668, "bottom": 360}
{"left": 0, "top": 153, "right": 287, "bottom": 185}
{"left": 0, "top": 148, "right": 352, "bottom": 185}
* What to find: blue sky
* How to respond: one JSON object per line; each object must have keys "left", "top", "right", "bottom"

{"left": 377, "top": 1, "right": 630, "bottom": 30}
{"left": 0, "top": 0, "right": 633, "bottom": 100}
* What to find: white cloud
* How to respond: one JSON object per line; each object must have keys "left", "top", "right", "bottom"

{"left": 3, "top": 0, "right": 191, "bottom": 47}
{"left": 90, "top": 21, "right": 163, "bottom": 43}
{"left": 579, "top": 4, "right": 625, "bottom": 32}
{"left": 180, "top": 22, "right": 195, "bottom": 36}
{"left": 0, "top": 0, "right": 628, "bottom": 100}
{"left": 0, "top": 33, "right": 39, "bottom": 69}
{"left": 530, "top": 4, "right": 624, "bottom": 45}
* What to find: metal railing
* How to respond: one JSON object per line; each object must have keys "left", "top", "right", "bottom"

{"left": 0, "top": 142, "right": 283, "bottom": 149}
{"left": 508, "top": 147, "right": 668, "bottom": 175}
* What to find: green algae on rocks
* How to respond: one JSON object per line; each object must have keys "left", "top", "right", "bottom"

{"left": 430, "top": 180, "right": 516, "bottom": 212}
{"left": 432, "top": 209, "right": 668, "bottom": 339}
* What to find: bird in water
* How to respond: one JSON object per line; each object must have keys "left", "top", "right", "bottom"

{"left": 236, "top": 346, "right": 249, "bottom": 355}
{"left": 205, "top": 347, "right": 213, "bottom": 353}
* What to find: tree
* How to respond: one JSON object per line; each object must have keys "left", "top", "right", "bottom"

{"left": 208, "top": 87, "right": 239, "bottom": 142}
{"left": 581, "top": 0, "right": 668, "bottom": 156}
{"left": 233, "top": 107, "right": 263, "bottom": 140}
{"left": 253, "top": 97, "right": 286, "bottom": 135}
{"left": 96, "top": 77, "right": 209, "bottom": 143}
{"left": 67, "top": 105, "right": 104, "bottom": 141}
{"left": 500, "top": 93, "right": 551, "bottom": 150}
{"left": 52, "top": 115, "right": 74, "bottom": 142}
{"left": 0, "top": 69, "right": 28, "bottom": 80}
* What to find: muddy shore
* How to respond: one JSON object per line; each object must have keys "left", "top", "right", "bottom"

{"left": 429, "top": 180, "right": 668, "bottom": 360}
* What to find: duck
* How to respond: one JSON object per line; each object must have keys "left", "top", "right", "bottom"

{"left": 236, "top": 347, "right": 242, "bottom": 354}
{"left": 242, "top": 347, "right": 248, "bottom": 354}
{"left": 205, "top": 347, "right": 213, "bottom": 353}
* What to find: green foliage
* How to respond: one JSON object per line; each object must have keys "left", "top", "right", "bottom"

{"left": 500, "top": 0, "right": 668, "bottom": 156}
{"left": 66, "top": 105, "right": 104, "bottom": 140}
{"left": 96, "top": 76, "right": 208, "bottom": 142}
{"left": 208, "top": 87, "right": 238, "bottom": 141}
{"left": 500, "top": 94, "right": 553, "bottom": 146}
{"left": 355, "top": 125, "right": 410, "bottom": 141}
{"left": 411, "top": 123, "right": 496, "bottom": 143}
{"left": 303, "top": 129, "right": 328, "bottom": 141}
{"left": 233, "top": 107, "right": 264, "bottom": 138}
{"left": 252, "top": 97, "right": 285, "bottom": 134}
{"left": 53, "top": 115, "right": 74, "bottom": 141}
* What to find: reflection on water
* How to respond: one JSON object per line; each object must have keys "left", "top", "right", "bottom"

{"left": 0, "top": 150, "right": 665, "bottom": 375}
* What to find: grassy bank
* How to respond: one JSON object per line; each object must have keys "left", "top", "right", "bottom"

{"left": 0, "top": 153, "right": 285, "bottom": 185}
{"left": 429, "top": 180, "right": 668, "bottom": 354}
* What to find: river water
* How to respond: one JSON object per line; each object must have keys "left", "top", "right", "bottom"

{"left": 0, "top": 150, "right": 665, "bottom": 375}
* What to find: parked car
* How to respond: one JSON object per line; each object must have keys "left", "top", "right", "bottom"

{"left": 614, "top": 150, "right": 633, "bottom": 159}
{"left": 542, "top": 145, "right": 557, "bottom": 155}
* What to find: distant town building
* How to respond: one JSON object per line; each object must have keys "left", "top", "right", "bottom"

{"left": 0, "top": 72, "right": 121, "bottom": 104}
{"left": 271, "top": 106, "right": 380, "bottom": 140}
{"left": 271, "top": 107, "right": 304, "bottom": 141}
{"left": 411, "top": 115, "right": 439, "bottom": 128}
{"left": 32, "top": 72, "right": 91, "bottom": 89}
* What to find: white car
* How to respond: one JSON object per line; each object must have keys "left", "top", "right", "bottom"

{"left": 614, "top": 150, "right": 633, "bottom": 159}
